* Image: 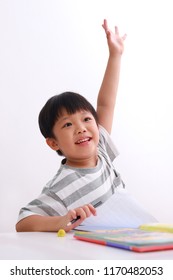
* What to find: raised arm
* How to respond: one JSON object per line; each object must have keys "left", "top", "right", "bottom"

{"left": 97, "top": 19, "right": 126, "bottom": 133}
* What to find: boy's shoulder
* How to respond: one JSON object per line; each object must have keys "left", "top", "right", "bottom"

{"left": 98, "top": 125, "right": 119, "bottom": 161}
{"left": 42, "top": 164, "right": 74, "bottom": 191}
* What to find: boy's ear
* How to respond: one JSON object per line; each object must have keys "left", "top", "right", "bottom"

{"left": 46, "top": 138, "right": 59, "bottom": 151}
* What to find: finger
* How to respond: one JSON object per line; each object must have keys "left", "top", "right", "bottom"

{"left": 68, "top": 209, "right": 77, "bottom": 220}
{"left": 87, "top": 204, "right": 97, "bottom": 216}
{"left": 115, "top": 26, "right": 119, "bottom": 35}
{"left": 122, "top": 33, "right": 127, "bottom": 40}
{"left": 76, "top": 207, "right": 87, "bottom": 219}
{"left": 81, "top": 205, "right": 90, "bottom": 217}
{"left": 102, "top": 19, "right": 109, "bottom": 36}
{"left": 83, "top": 204, "right": 97, "bottom": 217}
{"left": 102, "top": 19, "right": 108, "bottom": 31}
{"left": 66, "top": 208, "right": 85, "bottom": 227}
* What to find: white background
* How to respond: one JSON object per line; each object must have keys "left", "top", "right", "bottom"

{"left": 0, "top": 0, "right": 173, "bottom": 232}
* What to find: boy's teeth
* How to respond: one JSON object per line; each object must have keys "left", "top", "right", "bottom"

{"left": 77, "top": 138, "right": 90, "bottom": 144}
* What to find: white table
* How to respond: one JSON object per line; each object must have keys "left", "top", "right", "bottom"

{"left": 1, "top": 232, "right": 173, "bottom": 260}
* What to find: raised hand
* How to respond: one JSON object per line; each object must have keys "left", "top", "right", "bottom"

{"left": 102, "top": 19, "right": 126, "bottom": 56}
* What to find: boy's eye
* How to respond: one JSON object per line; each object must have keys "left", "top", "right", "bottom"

{"left": 63, "top": 122, "right": 72, "bottom": 128}
{"left": 84, "top": 117, "right": 92, "bottom": 122}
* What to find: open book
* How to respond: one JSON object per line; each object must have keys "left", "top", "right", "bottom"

{"left": 74, "top": 223, "right": 173, "bottom": 253}
{"left": 75, "top": 188, "right": 157, "bottom": 230}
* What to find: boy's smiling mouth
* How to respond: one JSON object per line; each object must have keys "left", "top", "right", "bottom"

{"left": 75, "top": 137, "right": 92, "bottom": 144}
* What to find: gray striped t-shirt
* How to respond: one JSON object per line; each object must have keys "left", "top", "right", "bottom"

{"left": 17, "top": 125, "right": 124, "bottom": 222}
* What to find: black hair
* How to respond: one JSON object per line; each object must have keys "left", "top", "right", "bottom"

{"left": 38, "top": 91, "right": 98, "bottom": 155}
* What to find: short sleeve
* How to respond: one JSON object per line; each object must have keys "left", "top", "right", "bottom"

{"left": 98, "top": 125, "right": 119, "bottom": 162}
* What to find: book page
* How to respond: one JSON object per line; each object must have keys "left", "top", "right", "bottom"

{"left": 76, "top": 188, "right": 157, "bottom": 230}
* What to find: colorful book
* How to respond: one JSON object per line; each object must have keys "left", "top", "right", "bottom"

{"left": 74, "top": 224, "right": 173, "bottom": 253}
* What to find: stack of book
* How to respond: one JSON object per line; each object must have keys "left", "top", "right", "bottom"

{"left": 74, "top": 223, "right": 173, "bottom": 252}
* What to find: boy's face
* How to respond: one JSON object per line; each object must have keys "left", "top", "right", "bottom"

{"left": 46, "top": 109, "right": 99, "bottom": 168}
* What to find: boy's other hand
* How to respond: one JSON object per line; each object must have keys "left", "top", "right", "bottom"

{"left": 64, "top": 204, "right": 97, "bottom": 232}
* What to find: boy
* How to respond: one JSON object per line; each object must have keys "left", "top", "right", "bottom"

{"left": 16, "top": 19, "right": 127, "bottom": 232}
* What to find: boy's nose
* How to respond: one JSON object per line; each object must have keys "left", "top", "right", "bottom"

{"left": 76, "top": 126, "right": 87, "bottom": 134}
